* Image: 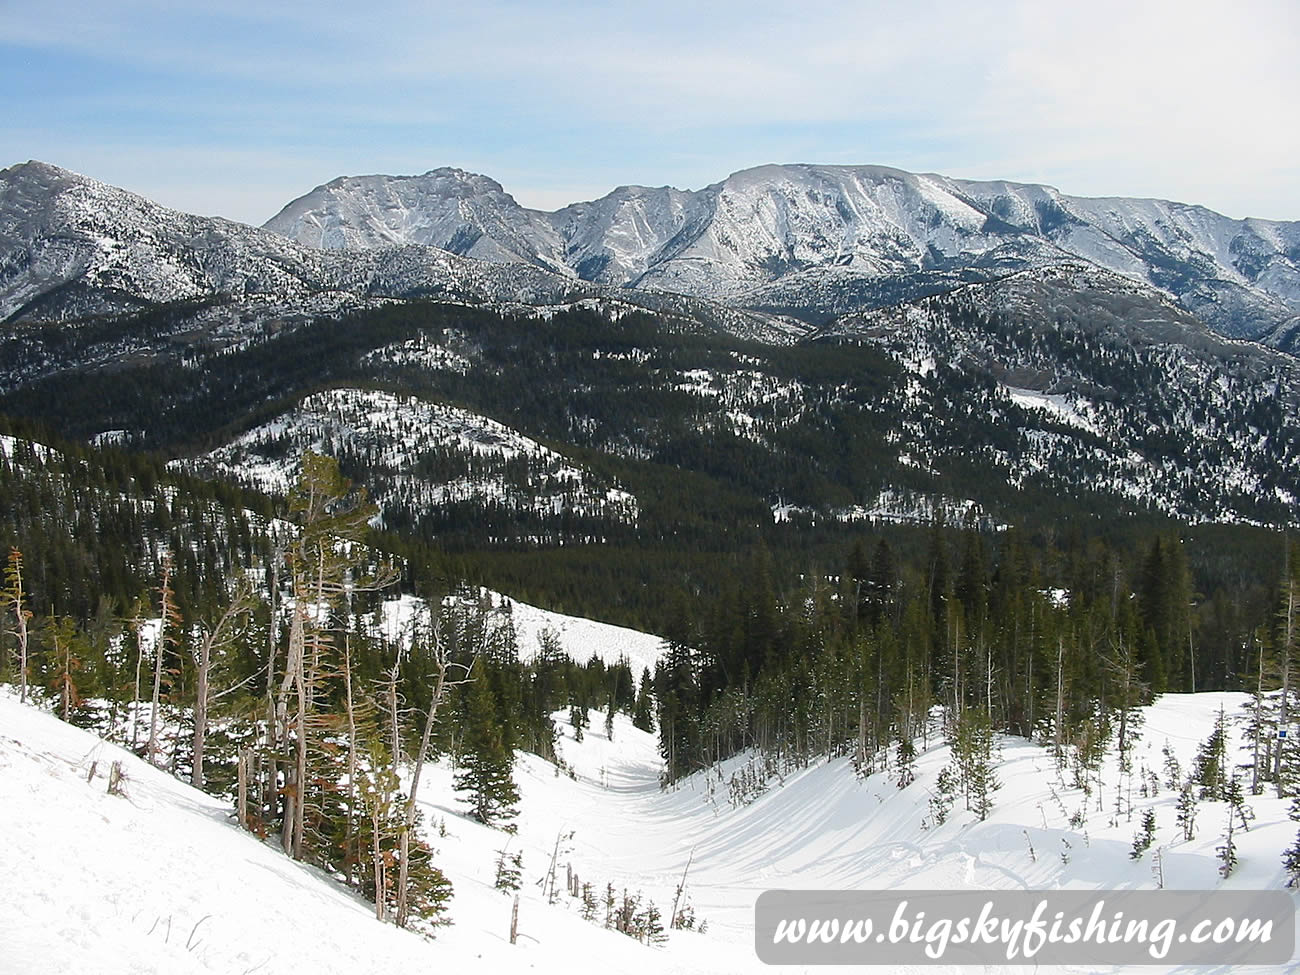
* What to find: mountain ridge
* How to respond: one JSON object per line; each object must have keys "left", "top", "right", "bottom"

{"left": 0, "top": 160, "right": 805, "bottom": 343}
{"left": 263, "top": 161, "right": 1300, "bottom": 342}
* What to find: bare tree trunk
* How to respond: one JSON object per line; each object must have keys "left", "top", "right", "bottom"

{"left": 386, "top": 664, "right": 402, "bottom": 767}
{"left": 343, "top": 636, "right": 359, "bottom": 886}
{"left": 265, "top": 547, "right": 280, "bottom": 828}
{"left": 373, "top": 805, "right": 386, "bottom": 922}
{"left": 1054, "top": 637, "right": 1065, "bottom": 764}
{"left": 6, "top": 549, "right": 31, "bottom": 706}
{"left": 131, "top": 617, "right": 145, "bottom": 751}
{"left": 191, "top": 587, "right": 252, "bottom": 792}
{"left": 237, "top": 749, "right": 249, "bottom": 829}
{"left": 670, "top": 847, "right": 694, "bottom": 929}
{"left": 17, "top": 606, "right": 28, "bottom": 705}
{"left": 396, "top": 627, "right": 462, "bottom": 929}
{"left": 293, "top": 634, "right": 308, "bottom": 859}
{"left": 148, "top": 556, "right": 176, "bottom": 766}
{"left": 856, "top": 694, "right": 867, "bottom": 770}
{"left": 281, "top": 768, "right": 297, "bottom": 855}
{"left": 280, "top": 597, "right": 306, "bottom": 857}
{"left": 985, "top": 643, "right": 993, "bottom": 726}
{"left": 192, "top": 634, "right": 210, "bottom": 790}
{"left": 292, "top": 548, "right": 330, "bottom": 859}
{"left": 148, "top": 631, "right": 165, "bottom": 763}
{"left": 1276, "top": 577, "right": 1296, "bottom": 797}
{"left": 1252, "top": 638, "right": 1264, "bottom": 795}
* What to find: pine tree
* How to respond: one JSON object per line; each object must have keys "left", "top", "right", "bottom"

{"left": 277, "top": 449, "right": 392, "bottom": 860}
{"left": 1108, "top": 604, "right": 1149, "bottom": 774}
{"left": 454, "top": 658, "right": 520, "bottom": 826}
{"left": 1161, "top": 741, "right": 1183, "bottom": 791}
{"left": 950, "top": 708, "right": 998, "bottom": 820}
{"left": 1216, "top": 818, "right": 1237, "bottom": 879}
{"left": 640, "top": 899, "right": 666, "bottom": 945}
{"left": 632, "top": 667, "right": 654, "bottom": 732}
{"left": 1176, "top": 784, "right": 1198, "bottom": 841}
{"left": 580, "top": 881, "right": 599, "bottom": 921}
{"left": 895, "top": 734, "right": 917, "bottom": 789}
{"left": 494, "top": 847, "right": 523, "bottom": 892}
{"left": 1282, "top": 832, "right": 1300, "bottom": 887}
{"left": 656, "top": 637, "right": 700, "bottom": 784}
{"left": 45, "top": 615, "right": 85, "bottom": 723}
{"left": 354, "top": 732, "right": 452, "bottom": 929}
{"left": 395, "top": 613, "right": 465, "bottom": 930}
{"left": 1192, "top": 707, "right": 1228, "bottom": 801}
{"left": 1130, "top": 808, "right": 1156, "bottom": 859}
{"left": 603, "top": 882, "right": 616, "bottom": 929}
{"left": 356, "top": 736, "right": 400, "bottom": 921}
{"left": 397, "top": 827, "right": 454, "bottom": 933}
{"left": 1282, "top": 797, "right": 1300, "bottom": 887}
{"left": 928, "top": 764, "right": 958, "bottom": 827}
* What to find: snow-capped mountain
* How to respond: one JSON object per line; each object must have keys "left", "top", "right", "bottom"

{"left": 0, "top": 161, "right": 802, "bottom": 343}
{"left": 0, "top": 160, "right": 582, "bottom": 323}
{"left": 0, "top": 160, "right": 341, "bottom": 321}
{"left": 266, "top": 163, "right": 1300, "bottom": 341}
{"left": 266, "top": 167, "right": 569, "bottom": 272}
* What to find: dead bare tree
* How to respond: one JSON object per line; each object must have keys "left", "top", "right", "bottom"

{"left": 124, "top": 596, "right": 150, "bottom": 751}
{"left": 396, "top": 611, "right": 471, "bottom": 929}
{"left": 5, "top": 547, "right": 32, "bottom": 704}
{"left": 147, "top": 553, "right": 182, "bottom": 767}
{"left": 191, "top": 575, "right": 257, "bottom": 791}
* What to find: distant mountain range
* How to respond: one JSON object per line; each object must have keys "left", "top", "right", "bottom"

{"left": 263, "top": 162, "right": 1300, "bottom": 343}
{"left": 3, "top": 159, "right": 1300, "bottom": 351}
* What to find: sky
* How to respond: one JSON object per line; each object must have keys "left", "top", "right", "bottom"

{"left": 3, "top": 0, "right": 1297, "bottom": 225}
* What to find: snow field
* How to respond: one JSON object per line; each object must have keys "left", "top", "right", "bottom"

{"left": 2, "top": 684, "right": 1298, "bottom": 974}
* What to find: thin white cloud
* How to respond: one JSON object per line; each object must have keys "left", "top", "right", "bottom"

{"left": 4, "top": 0, "right": 1298, "bottom": 221}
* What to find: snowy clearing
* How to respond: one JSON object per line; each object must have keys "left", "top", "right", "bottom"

{"left": 2, "top": 690, "right": 1297, "bottom": 974}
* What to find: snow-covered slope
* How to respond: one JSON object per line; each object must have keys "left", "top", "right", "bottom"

{"left": 4, "top": 686, "right": 1296, "bottom": 974}
{"left": 265, "top": 163, "right": 1300, "bottom": 340}
{"left": 372, "top": 589, "right": 667, "bottom": 678}
{"left": 0, "top": 694, "right": 712, "bottom": 975}
{"left": 266, "top": 168, "right": 569, "bottom": 273}
{"left": 189, "top": 387, "right": 640, "bottom": 542}
{"left": 0, "top": 160, "right": 346, "bottom": 321}
{"left": 819, "top": 264, "right": 1300, "bottom": 525}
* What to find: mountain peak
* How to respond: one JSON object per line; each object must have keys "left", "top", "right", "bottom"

{"left": 3, "top": 159, "right": 78, "bottom": 180}
{"left": 260, "top": 161, "right": 1300, "bottom": 340}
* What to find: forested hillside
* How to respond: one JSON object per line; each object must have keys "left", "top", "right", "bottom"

{"left": 5, "top": 403, "right": 1300, "bottom": 941}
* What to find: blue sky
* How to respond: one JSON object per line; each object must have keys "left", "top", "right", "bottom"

{"left": 3, "top": 0, "right": 1297, "bottom": 224}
